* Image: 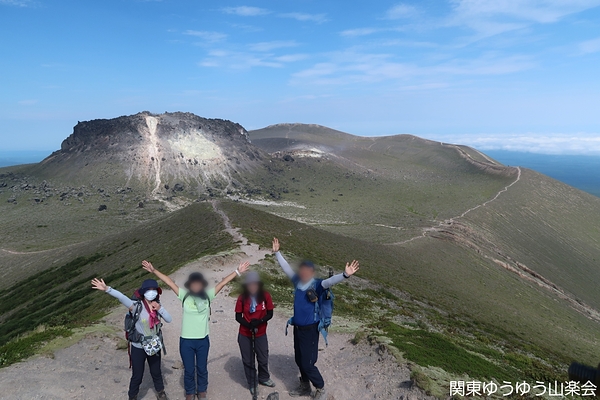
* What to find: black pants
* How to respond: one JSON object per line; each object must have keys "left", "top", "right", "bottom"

{"left": 129, "top": 345, "right": 164, "bottom": 399}
{"left": 238, "top": 333, "right": 270, "bottom": 388}
{"left": 293, "top": 324, "right": 324, "bottom": 389}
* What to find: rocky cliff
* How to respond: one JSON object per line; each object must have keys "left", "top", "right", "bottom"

{"left": 36, "top": 112, "right": 264, "bottom": 195}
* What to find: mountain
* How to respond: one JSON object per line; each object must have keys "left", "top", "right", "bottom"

{"left": 250, "top": 123, "right": 600, "bottom": 313}
{"left": 2, "top": 114, "right": 600, "bottom": 394}
{"left": 29, "top": 112, "right": 264, "bottom": 194}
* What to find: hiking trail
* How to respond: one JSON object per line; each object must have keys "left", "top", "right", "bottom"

{"left": 0, "top": 204, "right": 431, "bottom": 400}
{"left": 388, "top": 166, "right": 521, "bottom": 246}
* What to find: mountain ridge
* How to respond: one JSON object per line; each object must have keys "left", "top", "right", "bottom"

{"left": 2, "top": 112, "right": 600, "bottom": 388}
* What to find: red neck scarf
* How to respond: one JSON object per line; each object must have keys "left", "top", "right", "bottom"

{"left": 142, "top": 300, "right": 161, "bottom": 330}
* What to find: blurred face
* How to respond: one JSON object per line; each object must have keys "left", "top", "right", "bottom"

{"left": 246, "top": 282, "right": 260, "bottom": 295}
{"left": 189, "top": 281, "right": 205, "bottom": 293}
{"left": 298, "top": 265, "right": 315, "bottom": 283}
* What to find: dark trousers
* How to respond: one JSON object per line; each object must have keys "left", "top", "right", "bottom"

{"left": 293, "top": 323, "right": 324, "bottom": 389}
{"left": 238, "top": 333, "right": 270, "bottom": 388}
{"left": 128, "top": 346, "right": 164, "bottom": 399}
{"left": 180, "top": 336, "right": 210, "bottom": 395}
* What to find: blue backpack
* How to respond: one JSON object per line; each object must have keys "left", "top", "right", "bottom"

{"left": 316, "top": 280, "right": 334, "bottom": 346}
{"left": 286, "top": 269, "right": 335, "bottom": 346}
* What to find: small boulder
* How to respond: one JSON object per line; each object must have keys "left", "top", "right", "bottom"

{"left": 98, "top": 205, "right": 107, "bottom": 211}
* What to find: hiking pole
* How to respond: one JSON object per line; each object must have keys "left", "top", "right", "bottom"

{"left": 251, "top": 329, "right": 258, "bottom": 400}
{"left": 252, "top": 327, "right": 280, "bottom": 400}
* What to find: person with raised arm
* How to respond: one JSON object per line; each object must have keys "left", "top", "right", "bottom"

{"left": 141, "top": 260, "right": 250, "bottom": 400}
{"left": 271, "top": 238, "right": 360, "bottom": 400}
{"left": 91, "top": 277, "right": 172, "bottom": 400}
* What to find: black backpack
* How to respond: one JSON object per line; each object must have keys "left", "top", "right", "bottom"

{"left": 124, "top": 299, "right": 144, "bottom": 343}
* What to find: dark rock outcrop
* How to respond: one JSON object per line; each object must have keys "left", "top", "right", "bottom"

{"left": 35, "top": 112, "right": 266, "bottom": 196}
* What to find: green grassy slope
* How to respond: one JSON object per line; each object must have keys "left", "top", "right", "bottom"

{"left": 0, "top": 203, "right": 233, "bottom": 366}
{"left": 0, "top": 167, "right": 165, "bottom": 252}
{"left": 245, "top": 127, "right": 515, "bottom": 244}
{"left": 220, "top": 201, "right": 600, "bottom": 366}
{"left": 249, "top": 124, "right": 600, "bottom": 335}
{"left": 458, "top": 168, "right": 600, "bottom": 311}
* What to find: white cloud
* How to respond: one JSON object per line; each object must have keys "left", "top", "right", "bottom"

{"left": 291, "top": 51, "right": 534, "bottom": 86}
{"left": 440, "top": 133, "right": 600, "bottom": 155}
{"left": 183, "top": 30, "right": 227, "bottom": 42}
{"left": 222, "top": 6, "right": 270, "bottom": 16}
{"left": 292, "top": 53, "right": 417, "bottom": 85}
{"left": 248, "top": 40, "right": 299, "bottom": 52}
{"left": 450, "top": 0, "right": 600, "bottom": 24}
{"left": 447, "top": 0, "right": 600, "bottom": 37}
{"left": 385, "top": 3, "right": 417, "bottom": 19}
{"left": 274, "top": 54, "right": 309, "bottom": 62}
{"left": 0, "top": 0, "right": 33, "bottom": 6}
{"left": 200, "top": 49, "right": 308, "bottom": 68}
{"left": 200, "top": 51, "right": 287, "bottom": 69}
{"left": 279, "top": 12, "right": 328, "bottom": 23}
{"left": 229, "top": 23, "right": 263, "bottom": 33}
{"left": 579, "top": 37, "right": 600, "bottom": 54}
{"left": 340, "top": 28, "right": 379, "bottom": 37}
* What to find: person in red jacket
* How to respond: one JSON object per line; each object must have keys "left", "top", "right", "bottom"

{"left": 235, "top": 270, "right": 276, "bottom": 396}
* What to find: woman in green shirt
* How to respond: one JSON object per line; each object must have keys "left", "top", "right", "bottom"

{"left": 142, "top": 260, "right": 250, "bottom": 400}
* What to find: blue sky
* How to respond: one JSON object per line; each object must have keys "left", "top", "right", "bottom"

{"left": 1, "top": 0, "right": 600, "bottom": 154}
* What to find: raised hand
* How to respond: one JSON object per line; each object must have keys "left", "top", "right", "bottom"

{"left": 272, "top": 237, "right": 280, "bottom": 253}
{"left": 238, "top": 261, "right": 251, "bottom": 274}
{"left": 142, "top": 260, "right": 156, "bottom": 274}
{"left": 344, "top": 260, "right": 360, "bottom": 277}
{"left": 91, "top": 278, "right": 108, "bottom": 292}
{"left": 149, "top": 301, "right": 161, "bottom": 311}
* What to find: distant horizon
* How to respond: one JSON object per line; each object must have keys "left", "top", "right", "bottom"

{"left": 2, "top": 145, "right": 599, "bottom": 198}
{"left": 3, "top": 118, "right": 600, "bottom": 157}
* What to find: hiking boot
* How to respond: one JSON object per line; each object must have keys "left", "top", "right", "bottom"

{"left": 129, "top": 397, "right": 137, "bottom": 400}
{"left": 289, "top": 379, "right": 311, "bottom": 397}
{"left": 250, "top": 385, "right": 259, "bottom": 396}
{"left": 185, "top": 395, "right": 194, "bottom": 400}
{"left": 260, "top": 379, "right": 276, "bottom": 388}
{"left": 156, "top": 390, "right": 168, "bottom": 400}
{"left": 197, "top": 392, "right": 208, "bottom": 399}
{"left": 312, "top": 387, "right": 327, "bottom": 400}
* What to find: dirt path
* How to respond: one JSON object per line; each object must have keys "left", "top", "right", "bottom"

{"left": 387, "top": 166, "right": 521, "bottom": 246}
{"left": 0, "top": 206, "right": 430, "bottom": 400}
{"left": 0, "top": 248, "right": 51, "bottom": 255}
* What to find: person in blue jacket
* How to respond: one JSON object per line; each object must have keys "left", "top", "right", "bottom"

{"left": 271, "top": 238, "right": 360, "bottom": 400}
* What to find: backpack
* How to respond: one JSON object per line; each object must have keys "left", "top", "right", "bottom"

{"left": 286, "top": 268, "right": 335, "bottom": 346}
{"left": 124, "top": 299, "right": 144, "bottom": 343}
{"left": 123, "top": 296, "right": 165, "bottom": 367}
